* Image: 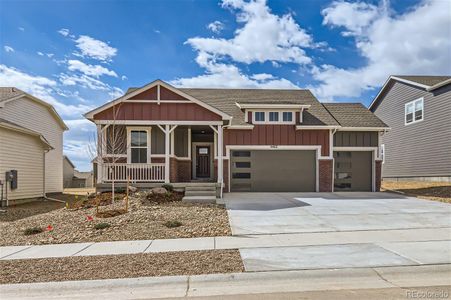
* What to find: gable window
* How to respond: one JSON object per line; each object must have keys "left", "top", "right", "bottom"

{"left": 254, "top": 112, "right": 265, "bottom": 122}
{"left": 405, "top": 98, "right": 423, "bottom": 125}
{"left": 283, "top": 112, "right": 293, "bottom": 122}
{"left": 269, "top": 112, "right": 279, "bottom": 122}
{"left": 128, "top": 128, "right": 150, "bottom": 163}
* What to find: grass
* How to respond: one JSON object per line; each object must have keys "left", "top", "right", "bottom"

{"left": 94, "top": 223, "right": 111, "bottom": 230}
{"left": 23, "top": 227, "right": 43, "bottom": 236}
{"left": 163, "top": 220, "right": 183, "bottom": 228}
{"left": 382, "top": 181, "right": 451, "bottom": 203}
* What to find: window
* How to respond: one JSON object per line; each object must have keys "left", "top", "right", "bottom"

{"left": 235, "top": 161, "right": 251, "bottom": 168}
{"left": 232, "top": 151, "right": 251, "bottom": 157}
{"left": 269, "top": 112, "right": 279, "bottom": 122}
{"left": 254, "top": 112, "right": 265, "bottom": 122}
{"left": 283, "top": 112, "right": 293, "bottom": 122}
{"left": 405, "top": 98, "right": 423, "bottom": 125}
{"left": 232, "top": 172, "right": 251, "bottom": 179}
{"left": 130, "top": 130, "right": 148, "bottom": 163}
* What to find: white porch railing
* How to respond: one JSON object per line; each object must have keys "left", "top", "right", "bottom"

{"left": 102, "top": 163, "right": 165, "bottom": 182}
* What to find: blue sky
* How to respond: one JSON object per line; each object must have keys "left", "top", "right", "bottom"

{"left": 1, "top": 0, "right": 450, "bottom": 171}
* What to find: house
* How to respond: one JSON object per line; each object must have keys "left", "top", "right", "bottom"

{"left": 63, "top": 156, "right": 94, "bottom": 188}
{"left": 369, "top": 75, "right": 451, "bottom": 182}
{"left": 84, "top": 80, "right": 388, "bottom": 196}
{"left": 0, "top": 88, "right": 68, "bottom": 205}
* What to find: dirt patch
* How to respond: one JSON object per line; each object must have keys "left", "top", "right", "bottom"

{"left": 0, "top": 201, "right": 64, "bottom": 222}
{"left": 0, "top": 191, "right": 231, "bottom": 246}
{"left": 382, "top": 181, "right": 451, "bottom": 203}
{"left": 0, "top": 250, "right": 243, "bottom": 284}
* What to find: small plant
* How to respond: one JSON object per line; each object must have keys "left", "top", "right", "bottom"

{"left": 23, "top": 227, "right": 43, "bottom": 236}
{"left": 94, "top": 222, "right": 111, "bottom": 230}
{"left": 163, "top": 220, "right": 182, "bottom": 228}
{"left": 162, "top": 184, "right": 174, "bottom": 192}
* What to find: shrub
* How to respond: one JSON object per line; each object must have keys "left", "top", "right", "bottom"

{"left": 163, "top": 220, "right": 182, "bottom": 228}
{"left": 94, "top": 222, "right": 111, "bottom": 230}
{"left": 23, "top": 227, "right": 43, "bottom": 236}
{"left": 162, "top": 184, "right": 174, "bottom": 192}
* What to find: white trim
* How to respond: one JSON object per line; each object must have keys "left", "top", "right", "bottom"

{"left": 296, "top": 125, "right": 340, "bottom": 130}
{"left": 404, "top": 97, "right": 424, "bottom": 125}
{"left": 94, "top": 120, "right": 223, "bottom": 126}
{"left": 337, "top": 127, "right": 390, "bottom": 131}
{"left": 226, "top": 145, "right": 321, "bottom": 192}
{"left": 236, "top": 103, "right": 311, "bottom": 109}
{"left": 123, "top": 100, "right": 192, "bottom": 103}
{"left": 332, "top": 146, "right": 378, "bottom": 192}
{"left": 187, "top": 127, "right": 192, "bottom": 159}
{"left": 225, "top": 125, "right": 254, "bottom": 130}
{"left": 192, "top": 142, "right": 215, "bottom": 180}
{"left": 157, "top": 84, "right": 160, "bottom": 105}
{"left": 85, "top": 80, "right": 232, "bottom": 120}
{"left": 427, "top": 78, "right": 451, "bottom": 91}
{"left": 217, "top": 125, "right": 224, "bottom": 185}
{"left": 126, "top": 126, "right": 151, "bottom": 164}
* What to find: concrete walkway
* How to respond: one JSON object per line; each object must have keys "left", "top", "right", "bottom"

{"left": 1, "top": 264, "right": 450, "bottom": 299}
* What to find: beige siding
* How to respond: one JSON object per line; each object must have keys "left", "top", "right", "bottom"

{"left": 0, "top": 97, "right": 64, "bottom": 192}
{"left": 0, "top": 128, "right": 45, "bottom": 200}
{"left": 63, "top": 158, "right": 74, "bottom": 188}
{"left": 373, "top": 82, "right": 451, "bottom": 177}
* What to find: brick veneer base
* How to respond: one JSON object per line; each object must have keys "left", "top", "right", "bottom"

{"left": 170, "top": 157, "right": 192, "bottom": 182}
{"left": 319, "top": 159, "right": 333, "bottom": 192}
{"left": 375, "top": 160, "right": 382, "bottom": 192}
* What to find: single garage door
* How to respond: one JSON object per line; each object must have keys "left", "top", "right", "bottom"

{"left": 230, "top": 150, "right": 316, "bottom": 192}
{"left": 334, "top": 151, "right": 372, "bottom": 191}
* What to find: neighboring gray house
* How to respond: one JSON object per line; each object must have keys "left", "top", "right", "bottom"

{"left": 0, "top": 87, "right": 68, "bottom": 204}
{"left": 63, "top": 156, "right": 93, "bottom": 188}
{"left": 369, "top": 75, "right": 451, "bottom": 182}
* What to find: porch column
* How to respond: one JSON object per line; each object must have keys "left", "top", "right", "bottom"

{"left": 164, "top": 124, "right": 170, "bottom": 183}
{"left": 96, "top": 124, "right": 103, "bottom": 183}
{"left": 217, "top": 125, "right": 223, "bottom": 184}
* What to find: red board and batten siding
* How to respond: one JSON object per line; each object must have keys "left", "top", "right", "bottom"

{"left": 129, "top": 86, "right": 189, "bottom": 101}
{"left": 224, "top": 126, "right": 330, "bottom": 157}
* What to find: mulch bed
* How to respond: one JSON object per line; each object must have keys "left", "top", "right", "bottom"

{"left": 0, "top": 190, "right": 231, "bottom": 246}
{"left": 0, "top": 250, "right": 244, "bottom": 284}
{"left": 382, "top": 181, "right": 451, "bottom": 203}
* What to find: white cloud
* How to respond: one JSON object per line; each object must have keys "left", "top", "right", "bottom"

{"left": 47, "top": 53, "right": 54, "bottom": 58}
{"left": 0, "top": 64, "right": 93, "bottom": 116}
{"left": 207, "top": 21, "right": 225, "bottom": 34}
{"left": 4, "top": 46, "right": 14, "bottom": 53}
{"left": 37, "top": 51, "right": 44, "bottom": 56}
{"left": 58, "top": 28, "right": 70, "bottom": 36}
{"left": 18, "top": 27, "right": 25, "bottom": 31}
{"left": 67, "top": 59, "right": 118, "bottom": 78}
{"left": 154, "top": 29, "right": 161, "bottom": 34}
{"left": 64, "top": 118, "right": 97, "bottom": 171}
{"left": 75, "top": 35, "right": 117, "bottom": 62}
{"left": 59, "top": 73, "right": 123, "bottom": 99}
{"left": 186, "top": 0, "right": 315, "bottom": 65}
{"left": 312, "top": 0, "right": 451, "bottom": 100}
{"left": 121, "top": 75, "right": 127, "bottom": 80}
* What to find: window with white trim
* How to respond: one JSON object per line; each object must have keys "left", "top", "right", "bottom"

{"left": 269, "top": 112, "right": 279, "bottom": 122}
{"left": 254, "top": 112, "right": 265, "bottom": 122}
{"left": 130, "top": 130, "right": 148, "bottom": 163}
{"left": 405, "top": 98, "right": 423, "bottom": 125}
{"left": 283, "top": 112, "right": 293, "bottom": 122}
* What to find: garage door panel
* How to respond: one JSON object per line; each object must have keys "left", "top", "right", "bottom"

{"left": 231, "top": 150, "right": 316, "bottom": 192}
{"left": 334, "top": 151, "right": 372, "bottom": 192}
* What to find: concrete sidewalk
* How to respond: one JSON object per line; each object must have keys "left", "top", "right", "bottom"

{"left": 1, "top": 264, "right": 450, "bottom": 299}
{"left": 0, "top": 228, "right": 451, "bottom": 260}
{"left": 1, "top": 227, "right": 450, "bottom": 260}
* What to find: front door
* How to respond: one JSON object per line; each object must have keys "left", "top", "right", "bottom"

{"left": 196, "top": 146, "right": 211, "bottom": 178}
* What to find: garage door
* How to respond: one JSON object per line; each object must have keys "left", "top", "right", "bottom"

{"left": 334, "top": 151, "right": 372, "bottom": 191}
{"left": 230, "top": 150, "right": 316, "bottom": 192}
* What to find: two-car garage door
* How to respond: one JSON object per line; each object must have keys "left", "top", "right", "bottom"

{"left": 230, "top": 150, "right": 317, "bottom": 192}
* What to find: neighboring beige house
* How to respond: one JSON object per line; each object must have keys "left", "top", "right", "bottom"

{"left": 0, "top": 88, "right": 67, "bottom": 204}
{"left": 63, "top": 155, "right": 93, "bottom": 188}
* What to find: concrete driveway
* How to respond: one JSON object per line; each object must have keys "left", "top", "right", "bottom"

{"left": 224, "top": 192, "right": 451, "bottom": 235}
{"left": 224, "top": 192, "right": 451, "bottom": 272}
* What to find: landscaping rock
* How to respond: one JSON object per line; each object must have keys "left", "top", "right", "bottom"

{"left": 151, "top": 187, "right": 167, "bottom": 194}
{"left": 128, "top": 186, "right": 138, "bottom": 193}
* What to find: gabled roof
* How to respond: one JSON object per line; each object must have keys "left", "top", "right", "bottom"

{"left": 323, "top": 103, "right": 388, "bottom": 128}
{"left": 0, "top": 118, "right": 53, "bottom": 149}
{"left": 179, "top": 88, "right": 339, "bottom": 126}
{"left": 63, "top": 155, "right": 75, "bottom": 169}
{"left": 369, "top": 75, "right": 451, "bottom": 111}
{"left": 0, "top": 87, "right": 68, "bottom": 130}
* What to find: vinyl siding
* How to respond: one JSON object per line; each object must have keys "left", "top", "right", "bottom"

{"left": 0, "top": 127, "right": 45, "bottom": 200}
{"left": 63, "top": 158, "right": 74, "bottom": 188}
{"left": 373, "top": 82, "right": 451, "bottom": 177}
{"left": 0, "top": 96, "right": 64, "bottom": 192}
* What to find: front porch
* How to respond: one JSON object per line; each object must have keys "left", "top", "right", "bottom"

{"left": 95, "top": 122, "right": 224, "bottom": 189}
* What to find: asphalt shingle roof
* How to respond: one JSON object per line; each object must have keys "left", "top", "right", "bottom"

{"left": 323, "top": 103, "right": 388, "bottom": 128}
{"left": 394, "top": 76, "right": 451, "bottom": 87}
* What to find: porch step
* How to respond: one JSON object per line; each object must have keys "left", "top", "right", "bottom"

{"left": 185, "top": 190, "right": 217, "bottom": 197}
{"left": 185, "top": 185, "right": 216, "bottom": 191}
{"left": 182, "top": 196, "right": 217, "bottom": 204}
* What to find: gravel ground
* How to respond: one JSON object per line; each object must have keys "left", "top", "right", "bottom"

{"left": 0, "top": 250, "right": 243, "bottom": 284}
{"left": 0, "top": 193, "right": 231, "bottom": 246}
{"left": 382, "top": 181, "right": 451, "bottom": 203}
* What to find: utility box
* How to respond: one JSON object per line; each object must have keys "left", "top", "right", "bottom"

{"left": 5, "top": 170, "right": 18, "bottom": 190}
